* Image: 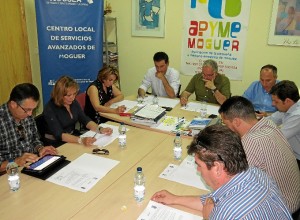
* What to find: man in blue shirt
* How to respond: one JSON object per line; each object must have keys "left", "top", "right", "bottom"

{"left": 243, "top": 64, "right": 279, "bottom": 115}
{"left": 151, "top": 125, "right": 292, "bottom": 219}
{"left": 268, "top": 80, "right": 300, "bottom": 170}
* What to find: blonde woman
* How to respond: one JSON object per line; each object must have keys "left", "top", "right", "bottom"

{"left": 43, "top": 76, "right": 112, "bottom": 147}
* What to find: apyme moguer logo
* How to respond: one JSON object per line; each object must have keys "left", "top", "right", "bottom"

{"left": 47, "top": 0, "right": 94, "bottom": 6}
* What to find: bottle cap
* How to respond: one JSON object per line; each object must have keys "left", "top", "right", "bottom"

{"left": 137, "top": 167, "right": 142, "bottom": 172}
{"left": 8, "top": 158, "right": 14, "bottom": 163}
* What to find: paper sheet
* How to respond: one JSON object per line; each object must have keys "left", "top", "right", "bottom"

{"left": 159, "top": 156, "right": 211, "bottom": 191}
{"left": 110, "top": 100, "right": 137, "bottom": 112}
{"left": 80, "top": 124, "right": 126, "bottom": 147}
{"left": 137, "top": 200, "right": 203, "bottom": 220}
{"left": 181, "top": 102, "right": 219, "bottom": 115}
{"left": 143, "top": 95, "right": 180, "bottom": 108}
{"left": 47, "top": 153, "right": 119, "bottom": 192}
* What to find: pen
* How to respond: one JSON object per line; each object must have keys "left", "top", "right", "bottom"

{"left": 93, "top": 132, "right": 97, "bottom": 138}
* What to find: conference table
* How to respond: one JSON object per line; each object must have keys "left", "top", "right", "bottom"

{"left": 100, "top": 95, "right": 220, "bottom": 136}
{"left": 0, "top": 121, "right": 208, "bottom": 220}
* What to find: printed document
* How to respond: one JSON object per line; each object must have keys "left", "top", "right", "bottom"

{"left": 181, "top": 102, "right": 219, "bottom": 115}
{"left": 159, "top": 155, "right": 211, "bottom": 191}
{"left": 110, "top": 100, "right": 137, "bottom": 112}
{"left": 137, "top": 200, "right": 203, "bottom": 220}
{"left": 47, "top": 153, "right": 119, "bottom": 192}
{"left": 80, "top": 124, "right": 126, "bottom": 147}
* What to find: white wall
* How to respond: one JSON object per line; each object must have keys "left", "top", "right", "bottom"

{"left": 25, "top": 0, "right": 300, "bottom": 103}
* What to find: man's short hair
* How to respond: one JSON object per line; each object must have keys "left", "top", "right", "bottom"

{"left": 203, "top": 59, "right": 218, "bottom": 73}
{"left": 9, "top": 83, "right": 40, "bottom": 104}
{"left": 188, "top": 124, "right": 248, "bottom": 175}
{"left": 218, "top": 96, "right": 257, "bottom": 121}
{"left": 153, "top": 52, "right": 169, "bottom": 64}
{"left": 261, "top": 64, "right": 277, "bottom": 77}
{"left": 270, "top": 80, "right": 299, "bottom": 103}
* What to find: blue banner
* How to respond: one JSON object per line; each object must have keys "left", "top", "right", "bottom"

{"left": 35, "top": 0, "right": 104, "bottom": 105}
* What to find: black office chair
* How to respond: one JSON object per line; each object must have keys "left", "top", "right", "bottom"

{"left": 176, "top": 84, "right": 181, "bottom": 98}
{"left": 35, "top": 114, "right": 46, "bottom": 143}
{"left": 75, "top": 92, "right": 87, "bottom": 132}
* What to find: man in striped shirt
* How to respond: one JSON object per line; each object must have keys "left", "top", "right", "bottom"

{"left": 151, "top": 125, "right": 292, "bottom": 219}
{"left": 219, "top": 96, "right": 300, "bottom": 217}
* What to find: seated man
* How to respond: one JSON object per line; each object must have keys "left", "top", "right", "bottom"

{"left": 219, "top": 96, "right": 300, "bottom": 215}
{"left": 0, "top": 83, "right": 57, "bottom": 173}
{"left": 151, "top": 125, "right": 292, "bottom": 219}
{"left": 243, "top": 64, "right": 278, "bottom": 115}
{"left": 138, "top": 51, "right": 180, "bottom": 98}
{"left": 268, "top": 80, "right": 300, "bottom": 169}
{"left": 180, "top": 59, "right": 230, "bottom": 105}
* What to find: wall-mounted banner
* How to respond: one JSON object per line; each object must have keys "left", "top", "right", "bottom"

{"left": 35, "top": 0, "right": 104, "bottom": 105}
{"left": 181, "top": 0, "right": 251, "bottom": 80}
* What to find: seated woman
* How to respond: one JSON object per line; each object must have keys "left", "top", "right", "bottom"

{"left": 43, "top": 76, "right": 112, "bottom": 147}
{"left": 85, "top": 65, "right": 125, "bottom": 124}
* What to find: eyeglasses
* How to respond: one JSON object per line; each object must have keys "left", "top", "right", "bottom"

{"left": 17, "top": 103, "right": 35, "bottom": 115}
{"left": 16, "top": 124, "right": 26, "bottom": 142}
{"left": 202, "top": 72, "right": 215, "bottom": 78}
{"left": 92, "top": 148, "right": 109, "bottom": 155}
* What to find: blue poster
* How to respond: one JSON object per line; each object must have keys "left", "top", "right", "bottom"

{"left": 35, "top": 0, "right": 104, "bottom": 105}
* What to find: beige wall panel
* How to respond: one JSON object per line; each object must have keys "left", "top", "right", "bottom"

{"left": 0, "top": 0, "right": 31, "bottom": 104}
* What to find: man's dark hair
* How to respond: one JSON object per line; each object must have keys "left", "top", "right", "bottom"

{"left": 269, "top": 80, "right": 299, "bottom": 103}
{"left": 218, "top": 96, "right": 257, "bottom": 121}
{"left": 261, "top": 64, "right": 277, "bottom": 77}
{"left": 9, "top": 83, "right": 40, "bottom": 104}
{"left": 188, "top": 124, "right": 248, "bottom": 175}
{"left": 153, "top": 52, "right": 169, "bottom": 63}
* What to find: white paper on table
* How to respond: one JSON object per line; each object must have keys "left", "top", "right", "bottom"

{"left": 137, "top": 200, "right": 203, "bottom": 220}
{"left": 159, "top": 156, "right": 211, "bottom": 191}
{"left": 181, "top": 101, "right": 219, "bottom": 115}
{"left": 143, "top": 95, "right": 180, "bottom": 108}
{"left": 80, "top": 124, "right": 128, "bottom": 147}
{"left": 110, "top": 100, "right": 137, "bottom": 112}
{"left": 47, "top": 153, "right": 120, "bottom": 192}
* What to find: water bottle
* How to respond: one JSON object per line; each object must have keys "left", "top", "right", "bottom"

{"left": 134, "top": 167, "right": 145, "bottom": 202}
{"left": 118, "top": 122, "right": 126, "bottom": 148}
{"left": 173, "top": 132, "right": 182, "bottom": 160}
{"left": 152, "top": 95, "right": 159, "bottom": 106}
{"left": 200, "top": 101, "right": 207, "bottom": 118}
{"left": 6, "top": 159, "right": 20, "bottom": 191}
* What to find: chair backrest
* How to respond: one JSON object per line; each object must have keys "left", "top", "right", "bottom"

{"left": 176, "top": 84, "right": 181, "bottom": 98}
{"left": 76, "top": 92, "right": 86, "bottom": 111}
{"left": 35, "top": 114, "right": 46, "bottom": 142}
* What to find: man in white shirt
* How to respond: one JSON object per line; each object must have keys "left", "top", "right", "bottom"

{"left": 138, "top": 52, "right": 180, "bottom": 98}
{"left": 268, "top": 80, "right": 300, "bottom": 170}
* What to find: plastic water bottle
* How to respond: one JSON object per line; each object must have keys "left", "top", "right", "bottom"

{"left": 118, "top": 122, "right": 126, "bottom": 148}
{"left": 134, "top": 167, "right": 145, "bottom": 203}
{"left": 6, "top": 159, "right": 20, "bottom": 191}
{"left": 200, "top": 101, "right": 207, "bottom": 118}
{"left": 152, "top": 95, "right": 159, "bottom": 106}
{"left": 173, "top": 132, "right": 182, "bottom": 160}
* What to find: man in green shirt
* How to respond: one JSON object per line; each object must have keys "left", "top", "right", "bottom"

{"left": 180, "top": 59, "right": 231, "bottom": 105}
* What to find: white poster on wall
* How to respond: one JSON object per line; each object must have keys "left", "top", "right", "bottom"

{"left": 181, "top": 0, "right": 252, "bottom": 80}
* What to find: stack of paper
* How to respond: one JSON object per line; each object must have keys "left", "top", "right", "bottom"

{"left": 131, "top": 105, "right": 166, "bottom": 126}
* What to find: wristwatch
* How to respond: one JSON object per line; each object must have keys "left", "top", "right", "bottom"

{"left": 211, "top": 87, "right": 218, "bottom": 93}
